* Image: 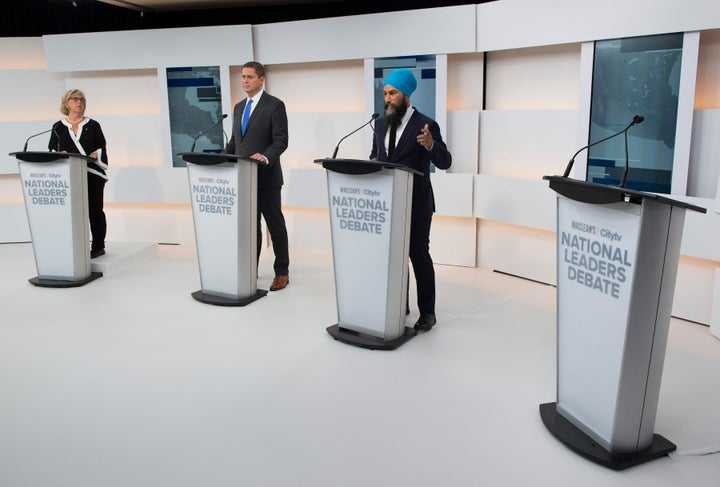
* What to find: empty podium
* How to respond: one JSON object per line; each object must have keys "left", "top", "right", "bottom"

{"left": 540, "top": 176, "right": 705, "bottom": 469}
{"left": 179, "top": 152, "right": 267, "bottom": 306}
{"left": 315, "top": 158, "right": 422, "bottom": 350}
{"left": 12, "top": 151, "right": 102, "bottom": 287}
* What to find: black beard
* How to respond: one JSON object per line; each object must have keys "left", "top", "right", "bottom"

{"left": 384, "top": 99, "right": 408, "bottom": 127}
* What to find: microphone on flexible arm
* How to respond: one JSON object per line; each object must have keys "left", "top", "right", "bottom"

{"left": 52, "top": 126, "right": 61, "bottom": 152}
{"left": 562, "top": 115, "right": 644, "bottom": 179}
{"left": 23, "top": 128, "right": 53, "bottom": 152}
{"left": 221, "top": 127, "right": 229, "bottom": 150}
{"left": 619, "top": 115, "right": 644, "bottom": 187}
{"left": 190, "top": 114, "right": 228, "bottom": 152}
{"left": 332, "top": 113, "right": 380, "bottom": 159}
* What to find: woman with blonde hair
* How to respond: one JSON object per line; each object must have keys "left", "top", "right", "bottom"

{"left": 49, "top": 89, "right": 109, "bottom": 258}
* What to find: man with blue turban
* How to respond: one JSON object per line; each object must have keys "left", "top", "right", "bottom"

{"left": 370, "top": 68, "right": 452, "bottom": 332}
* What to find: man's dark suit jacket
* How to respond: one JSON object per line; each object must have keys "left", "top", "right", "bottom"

{"left": 370, "top": 109, "right": 452, "bottom": 216}
{"left": 226, "top": 91, "right": 289, "bottom": 188}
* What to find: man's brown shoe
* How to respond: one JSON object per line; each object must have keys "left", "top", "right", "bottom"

{"left": 270, "top": 275, "right": 289, "bottom": 291}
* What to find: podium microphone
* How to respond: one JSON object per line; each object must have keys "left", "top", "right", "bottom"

{"left": 23, "top": 128, "right": 53, "bottom": 152}
{"left": 619, "top": 115, "right": 644, "bottom": 187}
{"left": 52, "top": 126, "right": 61, "bottom": 152}
{"left": 562, "top": 115, "right": 644, "bottom": 178}
{"left": 190, "top": 114, "right": 228, "bottom": 152}
{"left": 332, "top": 113, "right": 379, "bottom": 159}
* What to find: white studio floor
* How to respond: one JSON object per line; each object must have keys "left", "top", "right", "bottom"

{"left": 0, "top": 241, "right": 719, "bottom": 487}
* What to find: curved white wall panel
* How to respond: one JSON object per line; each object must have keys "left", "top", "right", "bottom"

{"left": 0, "top": 37, "right": 46, "bottom": 70}
{"left": 479, "top": 110, "right": 578, "bottom": 179}
{"left": 477, "top": 0, "right": 720, "bottom": 52}
{"left": 43, "top": 25, "right": 253, "bottom": 72}
{"left": 688, "top": 109, "right": 720, "bottom": 199}
{"left": 432, "top": 173, "right": 474, "bottom": 218}
{"left": 254, "top": 6, "right": 476, "bottom": 64}
{"left": 474, "top": 174, "right": 556, "bottom": 232}
{"left": 0, "top": 70, "right": 66, "bottom": 122}
{"left": 106, "top": 167, "right": 190, "bottom": 204}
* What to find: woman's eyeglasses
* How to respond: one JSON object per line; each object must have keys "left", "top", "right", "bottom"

{"left": 69, "top": 97, "right": 86, "bottom": 102}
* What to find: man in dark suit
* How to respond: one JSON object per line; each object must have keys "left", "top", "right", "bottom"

{"left": 226, "top": 61, "right": 290, "bottom": 291}
{"left": 370, "top": 68, "right": 452, "bottom": 332}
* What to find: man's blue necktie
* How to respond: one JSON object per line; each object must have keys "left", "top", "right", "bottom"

{"left": 241, "top": 99, "right": 253, "bottom": 136}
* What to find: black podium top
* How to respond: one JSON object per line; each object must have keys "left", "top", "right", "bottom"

{"left": 314, "top": 158, "right": 423, "bottom": 176}
{"left": 10, "top": 151, "right": 97, "bottom": 164}
{"left": 544, "top": 175, "right": 706, "bottom": 214}
{"left": 177, "top": 152, "right": 268, "bottom": 166}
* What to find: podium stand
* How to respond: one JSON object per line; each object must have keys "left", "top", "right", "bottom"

{"left": 315, "top": 158, "right": 422, "bottom": 350}
{"left": 179, "top": 152, "right": 267, "bottom": 306}
{"left": 11, "top": 151, "right": 102, "bottom": 287}
{"left": 540, "top": 176, "right": 706, "bottom": 469}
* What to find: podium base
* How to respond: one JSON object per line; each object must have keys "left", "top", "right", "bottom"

{"left": 191, "top": 289, "right": 267, "bottom": 306}
{"left": 326, "top": 324, "right": 416, "bottom": 350}
{"left": 539, "top": 402, "right": 676, "bottom": 470}
{"left": 29, "top": 272, "right": 103, "bottom": 288}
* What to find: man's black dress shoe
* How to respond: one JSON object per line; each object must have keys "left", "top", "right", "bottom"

{"left": 91, "top": 249, "right": 105, "bottom": 259}
{"left": 414, "top": 313, "right": 436, "bottom": 332}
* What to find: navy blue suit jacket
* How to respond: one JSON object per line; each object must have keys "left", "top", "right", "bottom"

{"left": 226, "top": 91, "right": 289, "bottom": 189}
{"left": 370, "top": 109, "right": 452, "bottom": 215}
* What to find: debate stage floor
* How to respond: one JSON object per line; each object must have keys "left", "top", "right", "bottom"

{"left": 1, "top": 242, "right": 718, "bottom": 487}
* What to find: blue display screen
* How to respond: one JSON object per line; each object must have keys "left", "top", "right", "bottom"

{"left": 587, "top": 33, "right": 683, "bottom": 193}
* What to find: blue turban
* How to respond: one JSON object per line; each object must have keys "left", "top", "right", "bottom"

{"left": 384, "top": 68, "right": 417, "bottom": 97}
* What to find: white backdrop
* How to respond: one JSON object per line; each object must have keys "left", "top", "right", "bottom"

{"left": 1, "top": 1, "right": 719, "bottom": 331}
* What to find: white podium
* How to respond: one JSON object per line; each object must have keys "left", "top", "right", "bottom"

{"left": 315, "top": 158, "right": 422, "bottom": 350}
{"left": 541, "top": 176, "right": 706, "bottom": 469}
{"left": 12, "top": 151, "right": 102, "bottom": 287}
{"left": 179, "top": 152, "right": 267, "bottom": 306}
